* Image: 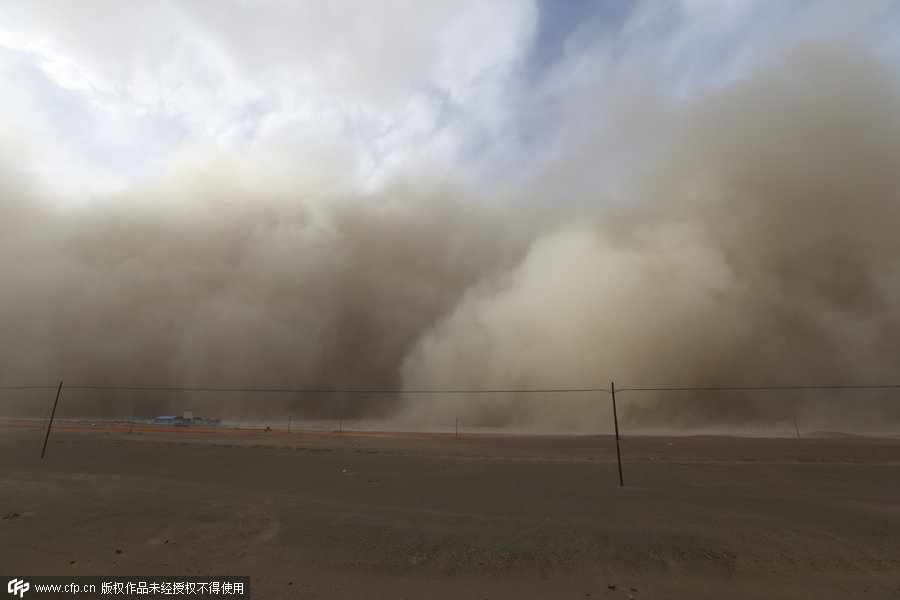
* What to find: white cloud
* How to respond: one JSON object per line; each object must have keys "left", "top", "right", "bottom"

{"left": 1, "top": 0, "right": 899, "bottom": 200}
{"left": 0, "top": 0, "right": 538, "bottom": 197}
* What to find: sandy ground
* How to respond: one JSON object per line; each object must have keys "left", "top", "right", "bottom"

{"left": 1, "top": 424, "right": 899, "bottom": 599}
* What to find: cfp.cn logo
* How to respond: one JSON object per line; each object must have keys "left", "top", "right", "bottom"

{"left": 7, "top": 579, "right": 29, "bottom": 598}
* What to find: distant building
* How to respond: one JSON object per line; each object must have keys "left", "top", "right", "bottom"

{"left": 153, "top": 414, "right": 219, "bottom": 426}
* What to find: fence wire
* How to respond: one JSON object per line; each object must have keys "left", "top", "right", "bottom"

{"left": 4, "top": 383, "right": 900, "bottom": 395}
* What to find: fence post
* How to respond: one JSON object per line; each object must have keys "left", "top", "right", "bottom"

{"left": 40, "top": 381, "right": 63, "bottom": 459}
{"left": 611, "top": 381, "right": 624, "bottom": 487}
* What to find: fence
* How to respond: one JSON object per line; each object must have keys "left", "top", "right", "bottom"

{"left": 2, "top": 381, "right": 899, "bottom": 486}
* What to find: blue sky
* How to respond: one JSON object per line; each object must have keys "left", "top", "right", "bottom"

{"left": 1, "top": 0, "right": 898, "bottom": 201}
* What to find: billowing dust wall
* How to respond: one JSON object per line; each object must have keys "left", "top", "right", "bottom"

{"left": 2, "top": 46, "right": 899, "bottom": 429}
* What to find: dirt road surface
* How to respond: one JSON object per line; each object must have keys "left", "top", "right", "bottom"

{"left": 2, "top": 426, "right": 898, "bottom": 599}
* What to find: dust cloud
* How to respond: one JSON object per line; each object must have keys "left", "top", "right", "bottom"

{"left": 3, "top": 46, "right": 900, "bottom": 430}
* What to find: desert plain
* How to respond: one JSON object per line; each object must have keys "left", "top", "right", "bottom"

{"left": 1, "top": 423, "right": 899, "bottom": 599}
